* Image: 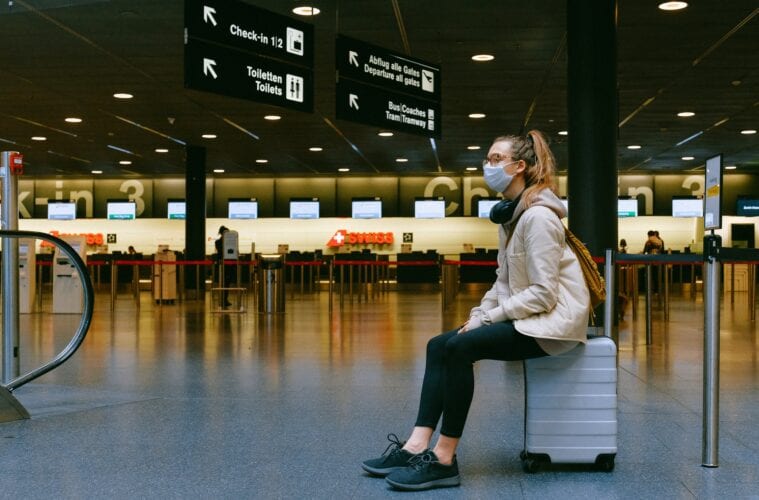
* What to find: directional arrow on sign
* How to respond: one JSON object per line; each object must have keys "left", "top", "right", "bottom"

{"left": 203, "top": 5, "right": 217, "bottom": 26}
{"left": 203, "top": 58, "right": 218, "bottom": 79}
{"left": 349, "top": 94, "right": 359, "bottom": 110}
{"left": 348, "top": 51, "right": 359, "bottom": 67}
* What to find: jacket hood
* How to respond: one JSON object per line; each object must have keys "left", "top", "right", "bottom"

{"left": 507, "top": 188, "right": 566, "bottom": 225}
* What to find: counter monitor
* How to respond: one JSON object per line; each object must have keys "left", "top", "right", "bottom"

{"left": 351, "top": 198, "right": 382, "bottom": 219}
{"left": 107, "top": 200, "right": 136, "bottom": 220}
{"left": 414, "top": 198, "right": 446, "bottom": 219}
{"left": 477, "top": 198, "right": 500, "bottom": 218}
{"left": 737, "top": 197, "right": 759, "bottom": 217}
{"left": 167, "top": 199, "right": 186, "bottom": 220}
{"left": 290, "top": 198, "right": 319, "bottom": 219}
{"left": 672, "top": 196, "right": 703, "bottom": 217}
{"left": 228, "top": 199, "right": 258, "bottom": 219}
{"left": 47, "top": 200, "right": 76, "bottom": 220}
{"left": 617, "top": 198, "right": 638, "bottom": 218}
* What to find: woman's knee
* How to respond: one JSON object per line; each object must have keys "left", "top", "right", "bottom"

{"left": 443, "top": 334, "right": 471, "bottom": 362}
{"left": 427, "top": 330, "right": 455, "bottom": 357}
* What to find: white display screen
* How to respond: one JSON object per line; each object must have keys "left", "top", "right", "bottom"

{"left": 618, "top": 198, "right": 638, "bottom": 218}
{"left": 414, "top": 199, "right": 446, "bottom": 219}
{"left": 48, "top": 201, "right": 76, "bottom": 220}
{"left": 107, "top": 201, "right": 136, "bottom": 220}
{"left": 352, "top": 199, "right": 382, "bottom": 219}
{"left": 228, "top": 200, "right": 258, "bottom": 219}
{"left": 477, "top": 199, "right": 500, "bottom": 218}
{"left": 290, "top": 200, "right": 319, "bottom": 219}
{"left": 672, "top": 198, "right": 703, "bottom": 217}
{"left": 167, "top": 200, "right": 186, "bottom": 220}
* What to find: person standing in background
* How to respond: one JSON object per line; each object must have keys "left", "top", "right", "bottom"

{"left": 643, "top": 231, "right": 661, "bottom": 254}
{"left": 215, "top": 226, "right": 236, "bottom": 307}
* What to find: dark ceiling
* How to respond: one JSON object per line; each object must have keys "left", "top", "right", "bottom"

{"left": 0, "top": 0, "right": 756, "bottom": 178}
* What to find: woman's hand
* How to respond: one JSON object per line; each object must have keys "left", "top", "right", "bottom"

{"left": 458, "top": 315, "right": 482, "bottom": 334}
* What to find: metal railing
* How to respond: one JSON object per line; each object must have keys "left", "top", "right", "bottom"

{"left": 1, "top": 230, "right": 94, "bottom": 391}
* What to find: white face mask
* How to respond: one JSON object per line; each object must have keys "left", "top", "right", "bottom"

{"left": 483, "top": 161, "right": 518, "bottom": 193}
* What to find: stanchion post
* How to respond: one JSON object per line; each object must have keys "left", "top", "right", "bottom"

{"left": 603, "top": 249, "right": 615, "bottom": 340}
{"left": 328, "top": 259, "right": 333, "bottom": 313}
{"left": 702, "top": 234, "right": 721, "bottom": 468}
{"left": 750, "top": 263, "right": 756, "bottom": 321}
{"left": 664, "top": 263, "right": 670, "bottom": 321}
{"left": 1, "top": 151, "right": 21, "bottom": 382}
{"left": 110, "top": 259, "right": 117, "bottom": 311}
{"left": 645, "top": 263, "right": 653, "bottom": 345}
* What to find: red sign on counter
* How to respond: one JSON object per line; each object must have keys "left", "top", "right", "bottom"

{"left": 327, "top": 229, "right": 394, "bottom": 248}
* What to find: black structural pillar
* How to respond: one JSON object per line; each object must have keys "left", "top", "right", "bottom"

{"left": 567, "top": 0, "right": 618, "bottom": 320}
{"left": 185, "top": 145, "right": 207, "bottom": 298}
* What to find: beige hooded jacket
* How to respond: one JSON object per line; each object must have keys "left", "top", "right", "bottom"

{"left": 470, "top": 188, "right": 590, "bottom": 355}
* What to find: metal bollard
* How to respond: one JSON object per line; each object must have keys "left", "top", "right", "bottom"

{"left": 603, "top": 249, "right": 615, "bottom": 340}
{"left": 645, "top": 264, "right": 653, "bottom": 345}
{"left": 702, "top": 234, "right": 721, "bottom": 468}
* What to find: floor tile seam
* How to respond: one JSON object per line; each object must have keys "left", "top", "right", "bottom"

{"left": 27, "top": 396, "right": 164, "bottom": 421}
{"left": 617, "top": 366, "right": 704, "bottom": 414}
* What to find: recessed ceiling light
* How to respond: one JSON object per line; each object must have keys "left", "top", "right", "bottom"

{"left": 677, "top": 111, "right": 695, "bottom": 117}
{"left": 681, "top": 156, "right": 695, "bottom": 160}
{"left": 91, "top": 170, "right": 102, "bottom": 174}
{"left": 467, "top": 145, "right": 481, "bottom": 150}
{"left": 468, "top": 113, "right": 486, "bottom": 119}
{"left": 213, "top": 169, "right": 224, "bottom": 173}
{"left": 264, "top": 115, "right": 281, "bottom": 121}
{"left": 155, "top": 148, "right": 169, "bottom": 153}
{"left": 658, "top": 2, "right": 688, "bottom": 11}
{"left": 255, "top": 159, "right": 268, "bottom": 164}
{"left": 627, "top": 145, "right": 642, "bottom": 150}
{"left": 201, "top": 134, "right": 217, "bottom": 139}
{"left": 558, "top": 130, "right": 568, "bottom": 136}
{"left": 309, "top": 147, "right": 323, "bottom": 152}
{"left": 113, "top": 92, "right": 133, "bottom": 99}
{"left": 119, "top": 160, "right": 132, "bottom": 165}
{"left": 725, "top": 165, "right": 737, "bottom": 170}
{"left": 292, "top": 6, "right": 320, "bottom": 16}
{"left": 378, "top": 131, "right": 394, "bottom": 137}
{"left": 395, "top": 158, "right": 408, "bottom": 163}
{"left": 65, "top": 117, "right": 82, "bottom": 123}
{"left": 740, "top": 129, "right": 756, "bottom": 135}
{"left": 338, "top": 168, "right": 350, "bottom": 172}
{"left": 31, "top": 136, "right": 47, "bottom": 141}
{"left": 471, "top": 54, "right": 495, "bottom": 62}
{"left": 465, "top": 167, "right": 478, "bottom": 171}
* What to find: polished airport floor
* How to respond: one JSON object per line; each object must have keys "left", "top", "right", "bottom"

{"left": 2, "top": 283, "right": 758, "bottom": 499}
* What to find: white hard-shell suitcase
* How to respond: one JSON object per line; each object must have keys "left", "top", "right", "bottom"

{"left": 521, "top": 335, "right": 617, "bottom": 472}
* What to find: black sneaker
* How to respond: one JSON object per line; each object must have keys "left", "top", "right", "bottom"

{"left": 385, "top": 450, "right": 460, "bottom": 491}
{"left": 361, "top": 434, "right": 419, "bottom": 477}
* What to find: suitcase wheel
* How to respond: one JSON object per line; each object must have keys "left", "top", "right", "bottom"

{"left": 522, "top": 457, "right": 540, "bottom": 473}
{"left": 521, "top": 452, "right": 549, "bottom": 473}
{"left": 595, "top": 454, "right": 615, "bottom": 472}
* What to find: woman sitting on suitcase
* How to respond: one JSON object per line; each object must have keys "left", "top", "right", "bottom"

{"left": 361, "top": 129, "right": 591, "bottom": 491}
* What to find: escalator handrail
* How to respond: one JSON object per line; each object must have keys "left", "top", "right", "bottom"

{"left": 0, "top": 230, "right": 95, "bottom": 391}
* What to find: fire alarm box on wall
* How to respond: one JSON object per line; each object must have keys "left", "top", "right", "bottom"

{"left": 9, "top": 152, "right": 23, "bottom": 175}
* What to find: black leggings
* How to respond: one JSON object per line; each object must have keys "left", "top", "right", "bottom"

{"left": 414, "top": 321, "right": 548, "bottom": 438}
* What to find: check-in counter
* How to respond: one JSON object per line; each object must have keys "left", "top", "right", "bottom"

{"left": 459, "top": 250, "right": 498, "bottom": 284}
{"left": 396, "top": 251, "right": 439, "bottom": 284}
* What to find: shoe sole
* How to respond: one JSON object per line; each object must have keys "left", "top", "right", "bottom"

{"left": 385, "top": 474, "right": 461, "bottom": 491}
{"left": 361, "top": 464, "right": 405, "bottom": 477}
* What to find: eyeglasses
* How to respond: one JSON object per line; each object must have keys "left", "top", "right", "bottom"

{"left": 482, "top": 153, "right": 519, "bottom": 167}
